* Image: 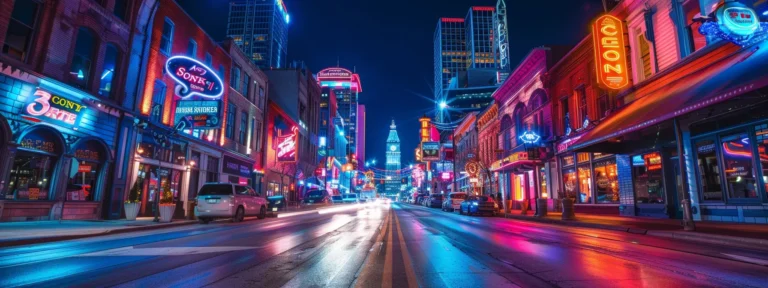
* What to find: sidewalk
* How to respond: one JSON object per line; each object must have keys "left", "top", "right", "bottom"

{"left": 0, "top": 217, "right": 197, "bottom": 247}
{"left": 501, "top": 210, "right": 768, "bottom": 248}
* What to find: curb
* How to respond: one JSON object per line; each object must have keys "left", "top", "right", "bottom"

{"left": 502, "top": 213, "right": 638, "bottom": 233}
{"left": 0, "top": 220, "right": 197, "bottom": 248}
{"left": 646, "top": 230, "right": 768, "bottom": 248}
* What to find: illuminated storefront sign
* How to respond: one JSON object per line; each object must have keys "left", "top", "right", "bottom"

{"left": 23, "top": 89, "right": 86, "bottom": 127}
{"left": 518, "top": 131, "right": 541, "bottom": 144}
{"left": 643, "top": 152, "right": 662, "bottom": 171}
{"left": 223, "top": 155, "right": 253, "bottom": 178}
{"left": 317, "top": 68, "right": 352, "bottom": 78}
{"left": 421, "top": 142, "right": 440, "bottom": 161}
{"left": 276, "top": 127, "right": 298, "bottom": 162}
{"left": 592, "top": 15, "right": 629, "bottom": 90}
{"left": 700, "top": 1, "right": 768, "bottom": 47}
{"left": 166, "top": 56, "right": 224, "bottom": 130}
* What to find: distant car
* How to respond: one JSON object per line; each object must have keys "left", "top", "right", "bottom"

{"left": 425, "top": 194, "right": 443, "bottom": 208}
{"left": 331, "top": 195, "right": 344, "bottom": 204}
{"left": 414, "top": 194, "right": 428, "bottom": 205}
{"left": 195, "top": 183, "right": 268, "bottom": 223}
{"left": 442, "top": 192, "right": 467, "bottom": 212}
{"left": 303, "top": 189, "right": 331, "bottom": 205}
{"left": 267, "top": 195, "right": 286, "bottom": 212}
{"left": 459, "top": 195, "right": 499, "bottom": 216}
{"left": 342, "top": 193, "right": 359, "bottom": 204}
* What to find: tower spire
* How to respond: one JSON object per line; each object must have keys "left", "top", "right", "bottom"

{"left": 390, "top": 119, "right": 396, "bottom": 129}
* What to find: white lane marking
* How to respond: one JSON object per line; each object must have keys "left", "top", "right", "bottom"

{"left": 721, "top": 253, "right": 768, "bottom": 266}
{"left": 79, "top": 246, "right": 256, "bottom": 256}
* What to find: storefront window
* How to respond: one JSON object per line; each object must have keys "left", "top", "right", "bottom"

{"left": 9, "top": 152, "right": 56, "bottom": 200}
{"left": 561, "top": 155, "right": 575, "bottom": 167}
{"left": 755, "top": 124, "right": 768, "bottom": 199}
{"left": 721, "top": 133, "right": 757, "bottom": 199}
{"left": 633, "top": 153, "right": 664, "bottom": 204}
{"left": 539, "top": 167, "right": 548, "bottom": 198}
{"left": 267, "top": 182, "right": 281, "bottom": 197}
{"left": 207, "top": 157, "right": 219, "bottom": 182}
{"left": 696, "top": 139, "right": 723, "bottom": 201}
{"left": 577, "top": 153, "right": 590, "bottom": 163}
{"left": 564, "top": 169, "right": 576, "bottom": 198}
{"left": 577, "top": 165, "right": 592, "bottom": 203}
{"left": 593, "top": 159, "right": 618, "bottom": 203}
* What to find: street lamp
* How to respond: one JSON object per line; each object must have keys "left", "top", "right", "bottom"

{"left": 439, "top": 101, "right": 448, "bottom": 109}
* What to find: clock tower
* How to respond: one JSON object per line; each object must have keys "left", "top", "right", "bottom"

{"left": 385, "top": 120, "right": 401, "bottom": 195}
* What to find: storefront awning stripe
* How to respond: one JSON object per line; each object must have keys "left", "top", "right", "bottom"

{"left": 570, "top": 44, "right": 768, "bottom": 151}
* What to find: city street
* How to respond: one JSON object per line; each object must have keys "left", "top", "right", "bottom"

{"left": 2, "top": 202, "right": 768, "bottom": 288}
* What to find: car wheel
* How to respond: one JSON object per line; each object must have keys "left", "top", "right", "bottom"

{"left": 258, "top": 206, "right": 266, "bottom": 219}
{"left": 199, "top": 218, "right": 210, "bottom": 224}
{"left": 232, "top": 207, "right": 244, "bottom": 223}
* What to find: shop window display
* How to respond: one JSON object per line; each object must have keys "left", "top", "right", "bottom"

{"left": 577, "top": 165, "right": 592, "bottom": 203}
{"left": 593, "top": 159, "right": 619, "bottom": 204}
{"left": 9, "top": 152, "right": 56, "bottom": 200}
{"left": 720, "top": 133, "right": 757, "bottom": 199}
{"left": 67, "top": 160, "right": 99, "bottom": 201}
{"left": 632, "top": 153, "right": 665, "bottom": 204}
{"left": 696, "top": 139, "right": 723, "bottom": 201}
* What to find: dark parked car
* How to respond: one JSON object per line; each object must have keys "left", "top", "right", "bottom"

{"left": 267, "top": 195, "right": 286, "bottom": 212}
{"left": 425, "top": 194, "right": 443, "bottom": 208}
{"left": 303, "top": 189, "right": 331, "bottom": 205}
{"left": 414, "top": 194, "right": 428, "bottom": 205}
{"left": 459, "top": 195, "right": 499, "bottom": 216}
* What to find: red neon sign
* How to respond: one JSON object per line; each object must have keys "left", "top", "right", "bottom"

{"left": 441, "top": 18, "right": 464, "bottom": 23}
{"left": 592, "top": 15, "right": 629, "bottom": 90}
{"left": 472, "top": 7, "right": 494, "bottom": 11}
{"left": 276, "top": 126, "right": 298, "bottom": 162}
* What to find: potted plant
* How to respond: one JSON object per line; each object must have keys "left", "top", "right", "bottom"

{"left": 124, "top": 178, "right": 143, "bottom": 221}
{"left": 158, "top": 181, "right": 175, "bottom": 223}
{"left": 561, "top": 191, "right": 576, "bottom": 220}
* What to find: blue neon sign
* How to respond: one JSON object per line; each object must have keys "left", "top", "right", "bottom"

{"left": 700, "top": 2, "right": 768, "bottom": 47}
{"left": 519, "top": 131, "right": 541, "bottom": 144}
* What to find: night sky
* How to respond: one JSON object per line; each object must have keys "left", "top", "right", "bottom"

{"left": 176, "top": 0, "right": 605, "bottom": 168}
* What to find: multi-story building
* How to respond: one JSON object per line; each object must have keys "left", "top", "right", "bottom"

{"left": 492, "top": 47, "right": 565, "bottom": 214}
{"left": 434, "top": 17, "right": 466, "bottom": 122}
{"left": 221, "top": 39, "right": 269, "bottom": 194}
{"left": 453, "top": 112, "right": 478, "bottom": 194}
{"left": 441, "top": 69, "right": 497, "bottom": 123}
{"left": 264, "top": 65, "right": 320, "bottom": 201}
{"left": 226, "top": 0, "right": 290, "bottom": 69}
{"left": 316, "top": 67, "right": 362, "bottom": 159}
{"left": 0, "top": 0, "right": 140, "bottom": 221}
{"left": 384, "top": 120, "right": 401, "bottom": 195}
{"left": 465, "top": 7, "right": 497, "bottom": 70}
{"left": 494, "top": 0, "right": 511, "bottom": 72}
{"left": 356, "top": 104, "right": 366, "bottom": 163}
{"left": 477, "top": 102, "right": 499, "bottom": 197}
{"left": 552, "top": 0, "right": 768, "bottom": 225}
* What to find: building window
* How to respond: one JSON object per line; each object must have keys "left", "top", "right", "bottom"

{"left": 98, "top": 44, "right": 119, "bottom": 98}
{"left": 187, "top": 39, "right": 197, "bottom": 57}
{"left": 696, "top": 139, "right": 723, "bottom": 201}
{"left": 150, "top": 80, "right": 166, "bottom": 123}
{"left": 207, "top": 157, "right": 219, "bottom": 183}
{"left": 683, "top": 0, "right": 708, "bottom": 55}
{"left": 577, "top": 164, "right": 592, "bottom": 203}
{"left": 205, "top": 53, "right": 212, "bottom": 66}
{"left": 239, "top": 111, "right": 248, "bottom": 145}
{"left": 633, "top": 152, "right": 664, "bottom": 204}
{"left": 243, "top": 74, "right": 250, "bottom": 100}
{"left": 2, "top": 0, "right": 40, "bottom": 62}
{"left": 219, "top": 65, "right": 225, "bottom": 80}
{"left": 578, "top": 87, "right": 587, "bottom": 125}
{"left": 113, "top": 0, "right": 129, "bottom": 21}
{"left": 597, "top": 93, "right": 611, "bottom": 119}
{"left": 258, "top": 86, "right": 265, "bottom": 109}
{"left": 254, "top": 120, "right": 262, "bottom": 151}
{"left": 226, "top": 103, "right": 236, "bottom": 139}
{"left": 160, "top": 18, "right": 174, "bottom": 56}
{"left": 721, "top": 133, "right": 757, "bottom": 199}
{"left": 231, "top": 66, "right": 241, "bottom": 91}
{"left": 560, "top": 97, "right": 569, "bottom": 135}
{"left": 593, "top": 159, "right": 619, "bottom": 204}
{"left": 755, "top": 124, "right": 768, "bottom": 200}
{"left": 70, "top": 28, "right": 96, "bottom": 89}
{"left": 636, "top": 32, "right": 653, "bottom": 80}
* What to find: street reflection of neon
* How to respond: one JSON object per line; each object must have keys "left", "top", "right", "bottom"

{"left": 723, "top": 142, "right": 753, "bottom": 158}
{"left": 276, "top": 210, "right": 317, "bottom": 218}
{"left": 317, "top": 204, "right": 365, "bottom": 214}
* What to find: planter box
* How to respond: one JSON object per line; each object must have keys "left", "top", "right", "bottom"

{"left": 124, "top": 202, "right": 140, "bottom": 221}
{"left": 159, "top": 205, "right": 174, "bottom": 223}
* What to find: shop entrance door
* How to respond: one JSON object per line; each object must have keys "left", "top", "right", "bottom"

{"left": 670, "top": 158, "right": 684, "bottom": 219}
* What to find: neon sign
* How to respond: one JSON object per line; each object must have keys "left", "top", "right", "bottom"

{"left": 23, "top": 89, "right": 85, "bottom": 127}
{"left": 276, "top": 126, "right": 298, "bottom": 162}
{"left": 166, "top": 56, "right": 224, "bottom": 130}
{"left": 592, "top": 15, "right": 629, "bottom": 90}
{"left": 700, "top": 2, "right": 768, "bottom": 47}
{"left": 518, "top": 131, "right": 541, "bottom": 144}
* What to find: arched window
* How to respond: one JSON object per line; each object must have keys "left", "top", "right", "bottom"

{"left": 70, "top": 27, "right": 96, "bottom": 88}
{"left": 500, "top": 115, "right": 512, "bottom": 151}
{"left": 529, "top": 89, "right": 548, "bottom": 111}
{"left": 513, "top": 103, "right": 526, "bottom": 136}
{"left": 99, "top": 44, "right": 120, "bottom": 98}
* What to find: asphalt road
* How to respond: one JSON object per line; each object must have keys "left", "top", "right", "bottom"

{"left": 2, "top": 202, "right": 768, "bottom": 288}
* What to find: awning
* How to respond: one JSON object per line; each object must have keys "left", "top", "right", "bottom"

{"left": 491, "top": 151, "right": 542, "bottom": 172}
{"left": 570, "top": 43, "right": 768, "bottom": 151}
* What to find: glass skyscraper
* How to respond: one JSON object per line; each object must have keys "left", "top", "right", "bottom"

{"left": 227, "top": 0, "right": 290, "bottom": 69}
{"left": 434, "top": 17, "right": 467, "bottom": 121}
{"left": 465, "top": 7, "right": 498, "bottom": 69}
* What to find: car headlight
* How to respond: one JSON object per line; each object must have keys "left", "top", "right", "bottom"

{"left": 472, "top": 202, "right": 478, "bottom": 206}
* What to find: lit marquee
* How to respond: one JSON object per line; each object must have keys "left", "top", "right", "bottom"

{"left": 592, "top": 15, "right": 629, "bottom": 90}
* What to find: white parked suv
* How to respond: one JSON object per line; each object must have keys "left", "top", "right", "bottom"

{"left": 442, "top": 192, "right": 467, "bottom": 212}
{"left": 195, "top": 183, "right": 268, "bottom": 224}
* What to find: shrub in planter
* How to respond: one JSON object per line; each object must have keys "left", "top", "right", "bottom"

{"left": 124, "top": 178, "right": 143, "bottom": 220}
{"left": 158, "top": 181, "right": 175, "bottom": 223}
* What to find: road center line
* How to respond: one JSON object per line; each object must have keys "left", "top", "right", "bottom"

{"left": 393, "top": 209, "right": 419, "bottom": 288}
